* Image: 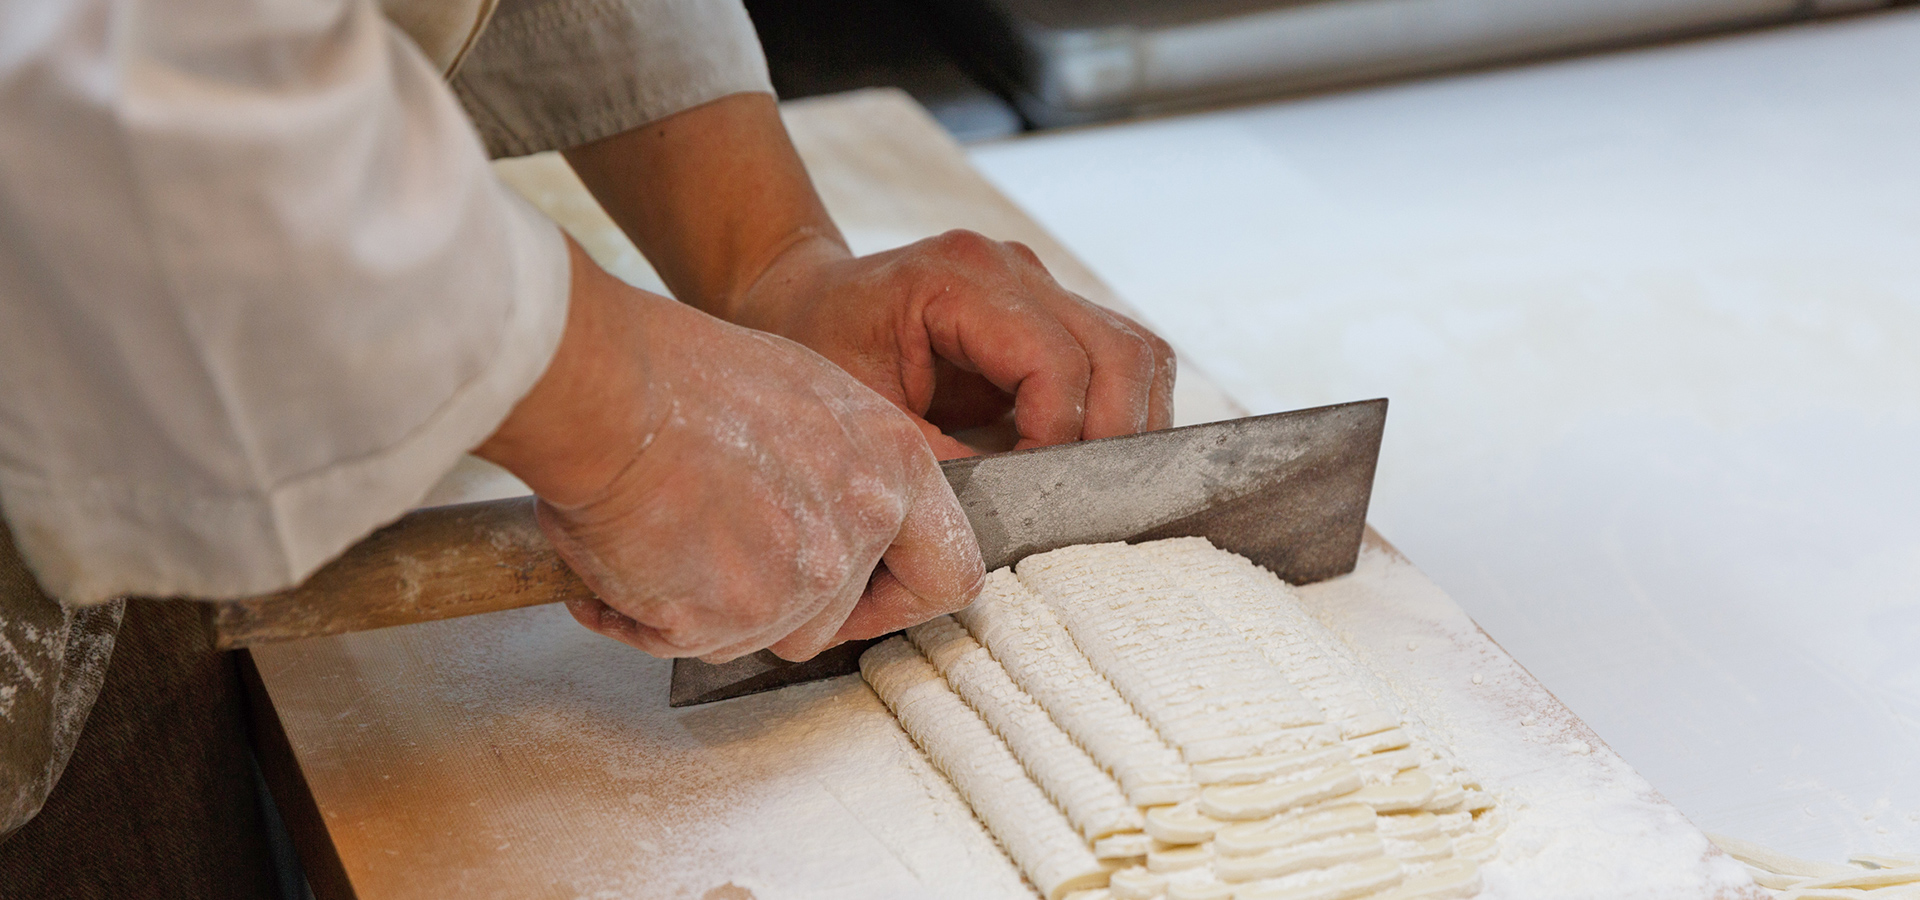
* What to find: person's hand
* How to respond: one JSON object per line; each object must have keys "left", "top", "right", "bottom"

{"left": 477, "top": 240, "right": 984, "bottom": 661}
{"left": 723, "top": 230, "right": 1177, "bottom": 459}
{"left": 559, "top": 94, "right": 1176, "bottom": 460}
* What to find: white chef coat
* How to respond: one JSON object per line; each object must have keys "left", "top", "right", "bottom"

{"left": 0, "top": 0, "right": 771, "bottom": 838}
{"left": 0, "top": 0, "right": 771, "bottom": 606}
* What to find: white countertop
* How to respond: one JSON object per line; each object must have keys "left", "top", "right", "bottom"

{"left": 970, "top": 9, "right": 1920, "bottom": 863}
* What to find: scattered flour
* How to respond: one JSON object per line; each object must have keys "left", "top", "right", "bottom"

{"left": 250, "top": 533, "right": 1772, "bottom": 899}
{"left": 1293, "top": 536, "right": 1764, "bottom": 900}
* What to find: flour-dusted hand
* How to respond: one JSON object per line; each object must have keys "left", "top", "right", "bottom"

{"left": 727, "top": 230, "right": 1178, "bottom": 458}
{"left": 478, "top": 241, "right": 984, "bottom": 661}
{"left": 561, "top": 94, "right": 1177, "bottom": 459}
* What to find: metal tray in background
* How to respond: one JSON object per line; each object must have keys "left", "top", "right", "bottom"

{"left": 926, "top": 0, "right": 1872, "bottom": 126}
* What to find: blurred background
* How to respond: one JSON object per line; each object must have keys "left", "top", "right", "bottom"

{"left": 745, "top": 0, "right": 1900, "bottom": 141}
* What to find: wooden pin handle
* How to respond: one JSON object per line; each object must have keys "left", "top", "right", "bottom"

{"left": 203, "top": 497, "right": 590, "bottom": 649}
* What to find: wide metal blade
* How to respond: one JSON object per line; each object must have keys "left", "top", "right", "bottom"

{"left": 668, "top": 398, "right": 1387, "bottom": 707}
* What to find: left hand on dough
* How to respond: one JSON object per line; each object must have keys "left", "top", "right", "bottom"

{"left": 725, "top": 229, "right": 1177, "bottom": 459}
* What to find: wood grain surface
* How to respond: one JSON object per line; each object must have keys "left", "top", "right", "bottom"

{"left": 207, "top": 498, "right": 592, "bottom": 649}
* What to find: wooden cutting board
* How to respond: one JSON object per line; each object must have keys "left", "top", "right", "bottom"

{"left": 245, "top": 90, "right": 1760, "bottom": 900}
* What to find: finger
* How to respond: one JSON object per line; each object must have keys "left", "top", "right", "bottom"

{"left": 698, "top": 556, "right": 862, "bottom": 663}
{"left": 562, "top": 593, "right": 631, "bottom": 641}
{"left": 923, "top": 360, "right": 1013, "bottom": 433}
{"left": 1149, "top": 345, "right": 1176, "bottom": 431}
{"left": 545, "top": 505, "right": 776, "bottom": 659}
{"left": 831, "top": 566, "right": 933, "bottom": 643}
{"left": 1109, "top": 310, "right": 1177, "bottom": 431}
{"left": 1002, "top": 239, "right": 1160, "bottom": 437}
{"left": 924, "top": 303, "right": 1090, "bottom": 450}
{"left": 765, "top": 463, "right": 907, "bottom": 661}
{"left": 765, "top": 570, "right": 868, "bottom": 662}
{"left": 560, "top": 592, "right": 711, "bottom": 658}
{"left": 906, "top": 410, "right": 980, "bottom": 461}
{"left": 556, "top": 552, "right": 802, "bottom": 662}
{"left": 834, "top": 462, "right": 983, "bottom": 642}
{"left": 990, "top": 238, "right": 1172, "bottom": 438}
{"left": 1048, "top": 300, "right": 1160, "bottom": 440}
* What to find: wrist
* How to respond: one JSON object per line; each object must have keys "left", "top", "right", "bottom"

{"left": 718, "top": 227, "right": 852, "bottom": 336}
{"left": 476, "top": 238, "right": 667, "bottom": 510}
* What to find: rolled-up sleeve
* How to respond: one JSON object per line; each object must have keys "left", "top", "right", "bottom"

{"left": 452, "top": 0, "right": 772, "bottom": 158}
{"left": 0, "top": 0, "right": 571, "bottom": 604}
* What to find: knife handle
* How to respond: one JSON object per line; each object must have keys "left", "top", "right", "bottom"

{"left": 202, "top": 497, "right": 588, "bottom": 649}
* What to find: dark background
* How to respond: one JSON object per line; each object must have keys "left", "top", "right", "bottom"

{"left": 743, "top": 0, "right": 1024, "bottom": 142}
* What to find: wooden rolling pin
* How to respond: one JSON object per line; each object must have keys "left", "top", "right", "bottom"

{"left": 200, "top": 497, "right": 588, "bottom": 649}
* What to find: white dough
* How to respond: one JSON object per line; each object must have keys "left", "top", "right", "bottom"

{"left": 1375, "top": 858, "right": 1482, "bottom": 900}
{"left": 1235, "top": 855, "right": 1405, "bottom": 900}
{"left": 907, "top": 616, "right": 1143, "bottom": 839}
{"left": 1352, "top": 770, "right": 1437, "bottom": 814}
{"left": 1094, "top": 832, "right": 1154, "bottom": 860}
{"left": 1198, "top": 766, "right": 1365, "bottom": 821}
{"left": 1214, "top": 833, "right": 1385, "bottom": 883}
{"left": 1144, "top": 803, "right": 1229, "bottom": 845}
{"left": 1014, "top": 543, "right": 1335, "bottom": 763}
{"left": 860, "top": 638, "right": 1108, "bottom": 900}
{"left": 1791, "top": 867, "right": 1920, "bottom": 891}
{"left": 870, "top": 539, "right": 1499, "bottom": 900}
{"left": 1192, "top": 747, "right": 1350, "bottom": 787}
{"left": 1138, "top": 538, "right": 1479, "bottom": 812}
{"left": 1708, "top": 832, "right": 1862, "bottom": 879}
{"left": 1215, "top": 803, "right": 1378, "bottom": 857}
{"left": 1108, "top": 866, "right": 1166, "bottom": 900}
{"left": 955, "top": 570, "right": 1197, "bottom": 805}
{"left": 1137, "top": 538, "right": 1387, "bottom": 735}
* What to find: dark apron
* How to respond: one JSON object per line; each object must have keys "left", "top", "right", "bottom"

{"left": 0, "top": 524, "right": 275, "bottom": 899}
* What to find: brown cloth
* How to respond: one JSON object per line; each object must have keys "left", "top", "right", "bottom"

{"left": 0, "top": 596, "right": 275, "bottom": 900}
{"left": 0, "top": 521, "right": 120, "bottom": 840}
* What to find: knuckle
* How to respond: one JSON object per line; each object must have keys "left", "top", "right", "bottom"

{"left": 769, "top": 641, "right": 822, "bottom": 664}
{"left": 791, "top": 527, "right": 865, "bottom": 602}
{"left": 1004, "top": 240, "right": 1046, "bottom": 269}
{"left": 1115, "top": 328, "right": 1156, "bottom": 373}
{"left": 635, "top": 628, "right": 703, "bottom": 658}
{"left": 1064, "top": 342, "right": 1094, "bottom": 381}
{"left": 638, "top": 602, "right": 706, "bottom": 646}
{"left": 930, "top": 228, "right": 998, "bottom": 265}
{"left": 844, "top": 471, "right": 909, "bottom": 533}
{"left": 563, "top": 594, "right": 613, "bottom": 633}
{"left": 739, "top": 589, "right": 790, "bottom": 631}
{"left": 1145, "top": 330, "right": 1175, "bottom": 364}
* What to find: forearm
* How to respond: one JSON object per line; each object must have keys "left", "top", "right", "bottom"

{"left": 562, "top": 92, "right": 848, "bottom": 322}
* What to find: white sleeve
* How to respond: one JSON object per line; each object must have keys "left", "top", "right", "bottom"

{"left": 452, "top": 0, "right": 773, "bottom": 157}
{"left": 0, "top": 0, "right": 572, "bottom": 604}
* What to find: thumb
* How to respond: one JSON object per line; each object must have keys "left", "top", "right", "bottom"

{"left": 907, "top": 410, "right": 983, "bottom": 461}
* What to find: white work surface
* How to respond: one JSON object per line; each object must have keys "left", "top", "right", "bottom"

{"left": 249, "top": 531, "right": 1758, "bottom": 899}
{"left": 969, "top": 9, "right": 1920, "bottom": 863}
